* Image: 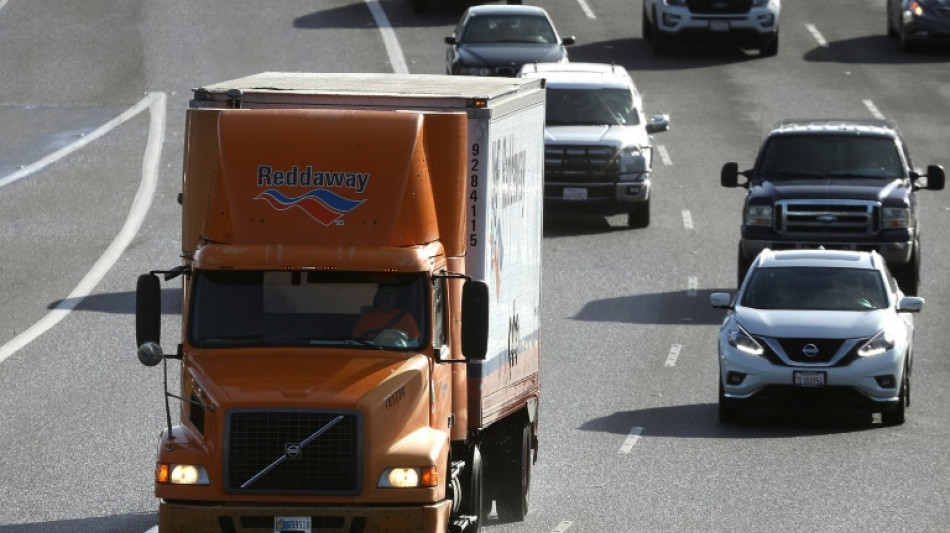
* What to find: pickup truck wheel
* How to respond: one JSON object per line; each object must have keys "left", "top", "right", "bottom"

{"left": 895, "top": 243, "right": 920, "bottom": 295}
{"left": 759, "top": 30, "right": 778, "bottom": 57}
{"left": 642, "top": 7, "right": 654, "bottom": 41}
{"left": 737, "top": 244, "right": 752, "bottom": 287}
{"left": 627, "top": 202, "right": 650, "bottom": 228}
{"left": 495, "top": 421, "right": 532, "bottom": 522}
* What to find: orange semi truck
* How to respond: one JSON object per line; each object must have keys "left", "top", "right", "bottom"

{"left": 134, "top": 72, "right": 545, "bottom": 533}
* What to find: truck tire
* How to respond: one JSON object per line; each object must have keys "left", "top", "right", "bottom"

{"left": 895, "top": 242, "right": 920, "bottom": 296}
{"left": 760, "top": 30, "right": 779, "bottom": 57}
{"left": 460, "top": 445, "right": 484, "bottom": 532}
{"left": 737, "top": 243, "right": 752, "bottom": 287}
{"left": 495, "top": 420, "right": 532, "bottom": 522}
{"left": 627, "top": 201, "right": 650, "bottom": 229}
{"left": 642, "top": 7, "right": 654, "bottom": 41}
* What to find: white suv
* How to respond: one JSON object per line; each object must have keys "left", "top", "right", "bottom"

{"left": 517, "top": 62, "right": 669, "bottom": 228}
{"left": 642, "top": 0, "right": 781, "bottom": 56}
{"left": 711, "top": 249, "right": 923, "bottom": 425}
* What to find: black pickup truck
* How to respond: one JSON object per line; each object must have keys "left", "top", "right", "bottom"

{"left": 722, "top": 119, "right": 945, "bottom": 295}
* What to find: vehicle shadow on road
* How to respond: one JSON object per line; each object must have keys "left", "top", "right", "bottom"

{"left": 573, "top": 289, "right": 733, "bottom": 326}
{"left": 803, "top": 35, "right": 950, "bottom": 64}
{"left": 0, "top": 513, "right": 157, "bottom": 533}
{"left": 49, "top": 288, "right": 181, "bottom": 315}
{"left": 568, "top": 38, "right": 761, "bottom": 72}
{"left": 581, "top": 404, "right": 877, "bottom": 439}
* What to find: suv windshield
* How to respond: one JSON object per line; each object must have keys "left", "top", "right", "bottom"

{"left": 545, "top": 88, "right": 639, "bottom": 126}
{"left": 756, "top": 135, "right": 903, "bottom": 179}
{"left": 741, "top": 267, "right": 887, "bottom": 311}
{"left": 189, "top": 270, "right": 428, "bottom": 350}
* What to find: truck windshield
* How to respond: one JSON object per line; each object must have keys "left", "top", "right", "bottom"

{"left": 189, "top": 270, "right": 428, "bottom": 350}
{"left": 740, "top": 267, "right": 888, "bottom": 311}
{"left": 756, "top": 135, "right": 903, "bottom": 180}
{"left": 545, "top": 88, "right": 639, "bottom": 127}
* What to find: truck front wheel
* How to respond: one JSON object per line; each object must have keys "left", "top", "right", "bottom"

{"left": 894, "top": 242, "right": 920, "bottom": 296}
{"left": 737, "top": 243, "right": 753, "bottom": 287}
{"left": 494, "top": 420, "right": 532, "bottom": 522}
{"left": 627, "top": 201, "right": 650, "bottom": 229}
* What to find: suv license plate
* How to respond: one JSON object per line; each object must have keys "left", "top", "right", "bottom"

{"left": 794, "top": 371, "right": 826, "bottom": 388}
{"left": 275, "top": 517, "right": 311, "bottom": 533}
{"left": 563, "top": 188, "right": 587, "bottom": 200}
{"left": 709, "top": 21, "right": 730, "bottom": 32}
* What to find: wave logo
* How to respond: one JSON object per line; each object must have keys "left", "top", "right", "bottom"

{"left": 255, "top": 188, "right": 365, "bottom": 226}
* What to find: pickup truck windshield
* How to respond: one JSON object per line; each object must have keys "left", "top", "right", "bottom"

{"left": 189, "top": 270, "right": 428, "bottom": 350}
{"left": 545, "top": 88, "right": 640, "bottom": 127}
{"left": 756, "top": 135, "right": 903, "bottom": 179}
{"left": 741, "top": 267, "right": 888, "bottom": 311}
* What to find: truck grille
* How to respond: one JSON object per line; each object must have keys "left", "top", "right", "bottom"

{"left": 545, "top": 145, "right": 619, "bottom": 183}
{"left": 688, "top": 0, "right": 753, "bottom": 15}
{"left": 226, "top": 409, "right": 362, "bottom": 495}
{"left": 776, "top": 200, "right": 879, "bottom": 237}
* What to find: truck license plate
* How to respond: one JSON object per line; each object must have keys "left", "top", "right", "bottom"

{"left": 563, "top": 187, "right": 587, "bottom": 200}
{"left": 793, "top": 371, "right": 826, "bottom": 388}
{"left": 275, "top": 517, "right": 311, "bottom": 533}
{"left": 709, "top": 21, "right": 730, "bottom": 32}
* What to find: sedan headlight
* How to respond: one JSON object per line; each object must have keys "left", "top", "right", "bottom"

{"left": 455, "top": 66, "right": 492, "bottom": 76}
{"left": 156, "top": 463, "right": 210, "bottom": 485}
{"left": 378, "top": 466, "right": 439, "bottom": 488}
{"left": 728, "top": 324, "right": 764, "bottom": 356}
{"left": 745, "top": 205, "right": 773, "bottom": 226}
{"left": 882, "top": 207, "right": 910, "bottom": 229}
{"left": 619, "top": 147, "right": 647, "bottom": 175}
{"left": 857, "top": 330, "right": 895, "bottom": 358}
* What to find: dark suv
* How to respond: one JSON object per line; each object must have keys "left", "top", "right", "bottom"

{"left": 722, "top": 119, "right": 945, "bottom": 295}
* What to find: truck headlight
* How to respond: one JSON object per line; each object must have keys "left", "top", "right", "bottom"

{"left": 157, "top": 463, "right": 210, "bottom": 485}
{"left": 882, "top": 207, "right": 910, "bottom": 229}
{"left": 745, "top": 205, "right": 773, "bottom": 226}
{"left": 619, "top": 148, "right": 646, "bottom": 175}
{"left": 858, "top": 330, "right": 895, "bottom": 358}
{"left": 378, "top": 466, "right": 439, "bottom": 488}
{"left": 728, "top": 324, "right": 764, "bottom": 356}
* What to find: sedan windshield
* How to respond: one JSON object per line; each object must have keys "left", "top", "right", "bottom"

{"left": 545, "top": 88, "right": 639, "bottom": 126}
{"left": 461, "top": 15, "right": 557, "bottom": 44}
{"left": 189, "top": 270, "right": 428, "bottom": 350}
{"left": 756, "top": 135, "right": 903, "bottom": 179}
{"left": 740, "top": 267, "right": 888, "bottom": 311}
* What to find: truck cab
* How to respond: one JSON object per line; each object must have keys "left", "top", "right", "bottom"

{"left": 518, "top": 62, "right": 670, "bottom": 228}
{"left": 722, "top": 118, "right": 945, "bottom": 294}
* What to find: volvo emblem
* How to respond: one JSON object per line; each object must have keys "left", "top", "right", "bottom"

{"left": 802, "top": 344, "right": 819, "bottom": 358}
{"left": 285, "top": 443, "right": 301, "bottom": 458}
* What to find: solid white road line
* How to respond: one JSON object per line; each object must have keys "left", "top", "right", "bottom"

{"left": 0, "top": 92, "right": 166, "bottom": 364}
{"left": 365, "top": 0, "right": 409, "bottom": 74}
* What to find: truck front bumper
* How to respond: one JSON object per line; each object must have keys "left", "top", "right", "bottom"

{"left": 544, "top": 178, "right": 650, "bottom": 216}
{"left": 159, "top": 500, "right": 451, "bottom": 533}
{"left": 741, "top": 238, "right": 914, "bottom": 267}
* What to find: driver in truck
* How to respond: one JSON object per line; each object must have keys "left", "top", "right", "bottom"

{"left": 353, "top": 285, "right": 421, "bottom": 341}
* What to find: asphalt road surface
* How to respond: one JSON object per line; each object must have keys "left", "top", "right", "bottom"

{"left": 1, "top": 1, "right": 948, "bottom": 532}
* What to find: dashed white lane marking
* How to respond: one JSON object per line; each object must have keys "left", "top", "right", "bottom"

{"left": 365, "top": 0, "right": 409, "bottom": 74}
{"left": 620, "top": 426, "right": 644, "bottom": 453}
{"left": 805, "top": 24, "right": 829, "bottom": 47}
{"left": 665, "top": 344, "right": 682, "bottom": 367}
{"left": 0, "top": 92, "right": 166, "bottom": 365}
{"left": 552, "top": 521, "right": 574, "bottom": 532}
{"left": 657, "top": 145, "right": 672, "bottom": 166}
{"left": 687, "top": 276, "right": 698, "bottom": 297}
{"left": 863, "top": 99, "right": 885, "bottom": 119}
{"left": 143, "top": 527, "right": 158, "bottom": 533}
{"left": 576, "top": 0, "right": 596, "bottom": 18}
{"left": 682, "top": 209, "right": 694, "bottom": 230}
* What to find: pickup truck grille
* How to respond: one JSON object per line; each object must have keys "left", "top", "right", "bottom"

{"left": 688, "top": 0, "right": 753, "bottom": 15}
{"left": 226, "top": 409, "right": 362, "bottom": 495}
{"left": 544, "top": 145, "right": 619, "bottom": 183}
{"left": 776, "top": 200, "right": 879, "bottom": 237}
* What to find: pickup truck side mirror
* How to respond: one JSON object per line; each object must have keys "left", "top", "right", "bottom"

{"left": 721, "top": 162, "right": 741, "bottom": 188}
{"left": 926, "top": 164, "right": 945, "bottom": 190}
{"left": 646, "top": 114, "right": 670, "bottom": 134}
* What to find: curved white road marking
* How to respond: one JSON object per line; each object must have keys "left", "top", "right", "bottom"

{"left": 365, "top": 0, "right": 408, "bottom": 74}
{"left": 0, "top": 92, "right": 166, "bottom": 364}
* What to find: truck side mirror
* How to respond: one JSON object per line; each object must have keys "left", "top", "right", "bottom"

{"left": 926, "top": 164, "right": 945, "bottom": 190}
{"left": 461, "top": 280, "right": 489, "bottom": 361}
{"left": 136, "top": 274, "right": 162, "bottom": 349}
{"left": 721, "top": 162, "right": 740, "bottom": 188}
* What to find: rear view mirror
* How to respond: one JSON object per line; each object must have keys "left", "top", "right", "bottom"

{"left": 136, "top": 273, "right": 162, "bottom": 350}
{"left": 461, "top": 280, "right": 489, "bottom": 360}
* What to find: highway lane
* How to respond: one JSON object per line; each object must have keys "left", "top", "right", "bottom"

{"left": 0, "top": 1, "right": 948, "bottom": 531}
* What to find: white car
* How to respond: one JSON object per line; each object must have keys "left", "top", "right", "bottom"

{"left": 642, "top": 0, "right": 781, "bottom": 56}
{"left": 711, "top": 249, "right": 923, "bottom": 425}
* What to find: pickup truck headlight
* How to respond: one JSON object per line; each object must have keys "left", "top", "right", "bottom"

{"left": 619, "top": 147, "right": 646, "bottom": 175}
{"left": 857, "top": 330, "right": 895, "bottom": 358}
{"left": 378, "top": 466, "right": 439, "bottom": 488}
{"left": 156, "top": 463, "right": 210, "bottom": 485}
{"left": 728, "top": 324, "right": 764, "bottom": 356}
{"left": 882, "top": 207, "right": 910, "bottom": 229}
{"left": 745, "top": 205, "right": 773, "bottom": 226}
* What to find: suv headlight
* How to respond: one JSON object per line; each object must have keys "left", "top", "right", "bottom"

{"left": 858, "top": 330, "right": 895, "bottom": 358}
{"left": 882, "top": 207, "right": 910, "bottom": 229}
{"left": 745, "top": 205, "right": 773, "bottom": 226}
{"left": 619, "top": 147, "right": 647, "bottom": 175}
{"left": 728, "top": 324, "right": 764, "bottom": 356}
